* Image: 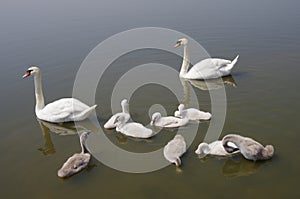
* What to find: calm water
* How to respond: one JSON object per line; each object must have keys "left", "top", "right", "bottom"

{"left": 1, "top": 0, "right": 300, "bottom": 198}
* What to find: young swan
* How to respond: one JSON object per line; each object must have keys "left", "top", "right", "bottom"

{"left": 163, "top": 135, "right": 187, "bottom": 166}
{"left": 104, "top": 99, "right": 130, "bottom": 129}
{"left": 23, "top": 66, "right": 97, "bottom": 123}
{"left": 57, "top": 132, "right": 91, "bottom": 178}
{"left": 174, "top": 104, "right": 211, "bottom": 121}
{"left": 195, "top": 140, "right": 239, "bottom": 158}
{"left": 222, "top": 134, "right": 274, "bottom": 161}
{"left": 151, "top": 112, "right": 189, "bottom": 128}
{"left": 114, "top": 115, "right": 154, "bottom": 138}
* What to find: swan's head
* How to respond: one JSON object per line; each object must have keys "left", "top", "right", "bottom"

{"left": 174, "top": 38, "right": 188, "bottom": 47}
{"left": 150, "top": 112, "right": 161, "bottom": 126}
{"left": 22, "top": 66, "right": 40, "bottom": 78}
{"left": 195, "top": 143, "right": 210, "bottom": 156}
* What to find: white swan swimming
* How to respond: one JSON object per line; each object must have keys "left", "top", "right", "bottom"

{"left": 222, "top": 134, "right": 274, "bottom": 161}
{"left": 104, "top": 99, "right": 130, "bottom": 129}
{"left": 175, "top": 38, "right": 239, "bottom": 79}
{"left": 195, "top": 140, "right": 239, "bottom": 157}
{"left": 22, "top": 66, "right": 97, "bottom": 123}
{"left": 114, "top": 115, "right": 155, "bottom": 138}
{"left": 163, "top": 135, "right": 186, "bottom": 166}
{"left": 57, "top": 132, "right": 91, "bottom": 178}
{"left": 150, "top": 112, "right": 189, "bottom": 128}
{"left": 174, "top": 104, "right": 211, "bottom": 121}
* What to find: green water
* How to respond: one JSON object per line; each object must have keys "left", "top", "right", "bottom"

{"left": 0, "top": 0, "right": 299, "bottom": 198}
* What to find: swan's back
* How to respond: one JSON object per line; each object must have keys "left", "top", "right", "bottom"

{"left": 163, "top": 135, "right": 186, "bottom": 164}
{"left": 183, "top": 108, "right": 211, "bottom": 120}
{"left": 57, "top": 153, "right": 91, "bottom": 178}
{"left": 187, "top": 58, "right": 235, "bottom": 79}
{"left": 38, "top": 98, "right": 96, "bottom": 122}
{"left": 120, "top": 122, "right": 153, "bottom": 138}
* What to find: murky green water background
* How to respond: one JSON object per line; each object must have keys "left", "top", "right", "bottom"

{"left": 0, "top": 0, "right": 299, "bottom": 198}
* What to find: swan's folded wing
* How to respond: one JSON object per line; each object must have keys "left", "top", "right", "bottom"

{"left": 210, "top": 58, "right": 231, "bottom": 69}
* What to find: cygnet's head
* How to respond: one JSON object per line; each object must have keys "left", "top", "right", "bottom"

{"left": 174, "top": 110, "right": 181, "bottom": 117}
{"left": 121, "top": 99, "right": 128, "bottom": 107}
{"left": 174, "top": 38, "right": 188, "bottom": 47}
{"left": 79, "top": 132, "right": 91, "bottom": 146}
{"left": 114, "top": 115, "right": 126, "bottom": 126}
{"left": 195, "top": 143, "right": 210, "bottom": 155}
{"left": 22, "top": 66, "right": 40, "bottom": 78}
{"left": 178, "top": 104, "right": 185, "bottom": 112}
{"left": 263, "top": 145, "right": 275, "bottom": 158}
{"left": 150, "top": 112, "right": 161, "bottom": 125}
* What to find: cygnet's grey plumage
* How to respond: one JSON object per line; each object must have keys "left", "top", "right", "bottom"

{"left": 57, "top": 132, "right": 91, "bottom": 178}
{"left": 222, "top": 134, "right": 274, "bottom": 161}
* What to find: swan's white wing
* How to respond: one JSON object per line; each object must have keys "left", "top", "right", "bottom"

{"left": 210, "top": 58, "right": 231, "bottom": 69}
{"left": 38, "top": 98, "right": 93, "bottom": 122}
{"left": 186, "top": 58, "right": 232, "bottom": 79}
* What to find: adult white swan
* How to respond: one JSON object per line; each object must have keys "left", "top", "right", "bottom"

{"left": 175, "top": 38, "right": 239, "bottom": 79}
{"left": 114, "top": 115, "right": 155, "bottom": 138}
{"left": 150, "top": 112, "right": 189, "bottom": 128}
{"left": 163, "top": 135, "right": 186, "bottom": 167}
{"left": 174, "top": 104, "right": 211, "bottom": 121}
{"left": 222, "top": 134, "right": 274, "bottom": 161}
{"left": 104, "top": 99, "right": 130, "bottom": 129}
{"left": 195, "top": 140, "right": 239, "bottom": 158}
{"left": 22, "top": 66, "right": 97, "bottom": 123}
{"left": 57, "top": 132, "right": 91, "bottom": 178}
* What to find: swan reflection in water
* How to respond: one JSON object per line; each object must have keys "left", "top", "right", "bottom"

{"left": 180, "top": 75, "right": 237, "bottom": 95}
{"left": 222, "top": 156, "right": 267, "bottom": 178}
{"left": 37, "top": 117, "right": 100, "bottom": 156}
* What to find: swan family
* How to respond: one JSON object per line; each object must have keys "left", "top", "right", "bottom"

{"left": 22, "top": 38, "right": 275, "bottom": 178}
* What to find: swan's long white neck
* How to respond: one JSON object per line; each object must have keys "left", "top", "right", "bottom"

{"left": 33, "top": 72, "right": 45, "bottom": 112}
{"left": 180, "top": 44, "right": 190, "bottom": 77}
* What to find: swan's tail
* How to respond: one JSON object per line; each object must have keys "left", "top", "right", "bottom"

{"left": 226, "top": 55, "right": 239, "bottom": 71}
{"left": 74, "top": 105, "right": 97, "bottom": 121}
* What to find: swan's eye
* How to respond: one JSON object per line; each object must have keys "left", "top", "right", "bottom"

{"left": 27, "top": 69, "right": 33, "bottom": 73}
{"left": 73, "top": 165, "right": 77, "bottom": 169}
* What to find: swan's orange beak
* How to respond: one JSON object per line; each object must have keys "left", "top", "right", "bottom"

{"left": 22, "top": 71, "right": 31, "bottom": 78}
{"left": 174, "top": 41, "right": 181, "bottom": 47}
